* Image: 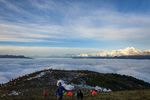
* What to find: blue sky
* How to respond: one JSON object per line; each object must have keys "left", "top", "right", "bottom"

{"left": 0, "top": 0, "right": 150, "bottom": 56}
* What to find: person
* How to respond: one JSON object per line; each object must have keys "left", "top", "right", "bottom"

{"left": 56, "top": 82, "right": 66, "bottom": 100}
{"left": 43, "top": 89, "right": 49, "bottom": 100}
{"left": 77, "top": 89, "right": 83, "bottom": 100}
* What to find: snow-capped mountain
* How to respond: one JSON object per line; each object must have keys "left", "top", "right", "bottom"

{"left": 77, "top": 47, "right": 150, "bottom": 57}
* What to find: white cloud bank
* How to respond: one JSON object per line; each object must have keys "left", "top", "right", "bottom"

{"left": 0, "top": 46, "right": 100, "bottom": 57}
{"left": 0, "top": 46, "right": 149, "bottom": 57}
{"left": 0, "top": 58, "right": 150, "bottom": 83}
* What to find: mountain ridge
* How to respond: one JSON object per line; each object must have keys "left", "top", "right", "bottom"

{"left": 2, "top": 69, "right": 150, "bottom": 91}
{"left": 1, "top": 69, "right": 150, "bottom": 100}
{"left": 0, "top": 55, "right": 32, "bottom": 59}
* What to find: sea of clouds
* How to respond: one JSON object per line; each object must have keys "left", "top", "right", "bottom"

{"left": 0, "top": 58, "right": 150, "bottom": 83}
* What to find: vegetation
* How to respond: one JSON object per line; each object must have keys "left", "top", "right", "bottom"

{"left": 0, "top": 89, "right": 150, "bottom": 100}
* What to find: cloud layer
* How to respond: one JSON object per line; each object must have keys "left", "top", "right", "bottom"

{"left": 0, "top": 58, "right": 150, "bottom": 83}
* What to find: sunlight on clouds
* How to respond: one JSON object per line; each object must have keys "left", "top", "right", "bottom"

{"left": 0, "top": 46, "right": 149, "bottom": 57}
{"left": 0, "top": 46, "right": 100, "bottom": 57}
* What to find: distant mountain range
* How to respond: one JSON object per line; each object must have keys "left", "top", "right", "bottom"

{"left": 73, "top": 47, "right": 150, "bottom": 59}
{"left": 0, "top": 55, "right": 32, "bottom": 59}
{"left": 73, "top": 55, "right": 150, "bottom": 59}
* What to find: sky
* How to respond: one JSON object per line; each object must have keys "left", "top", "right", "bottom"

{"left": 0, "top": 0, "right": 150, "bottom": 56}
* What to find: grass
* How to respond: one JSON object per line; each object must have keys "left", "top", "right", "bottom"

{"left": 0, "top": 89, "right": 150, "bottom": 100}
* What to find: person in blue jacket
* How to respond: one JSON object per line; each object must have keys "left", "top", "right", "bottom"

{"left": 56, "top": 82, "right": 66, "bottom": 100}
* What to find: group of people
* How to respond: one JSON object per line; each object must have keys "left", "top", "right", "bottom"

{"left": 55, "top": 82, "right": 83, "bottom": 100}
{"left": 43, "top": 82, "right": 99, "bottom": 100}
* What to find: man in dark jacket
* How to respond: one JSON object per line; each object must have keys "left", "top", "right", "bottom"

{"left": 56, "top": 82, "right": 65, "bottom": 100}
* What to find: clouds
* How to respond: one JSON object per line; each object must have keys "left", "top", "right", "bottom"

{"left": 1, "top": 46, "right": 149, "bottom": 57}
{"left": 0, "top": 58, "right": 150, "bottom": 83}
{"left": 0, "top": 0, "right": 150, "bottom": 49}
{"left": 0, "top": 23, "right": 65, "bottom": 42}
{"left": 0, "top": 46, "right": 100, "bottom": 57}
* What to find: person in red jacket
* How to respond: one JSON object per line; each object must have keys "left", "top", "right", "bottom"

{"left": 43, "top": 89, "right": 49, "bottom": 99}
